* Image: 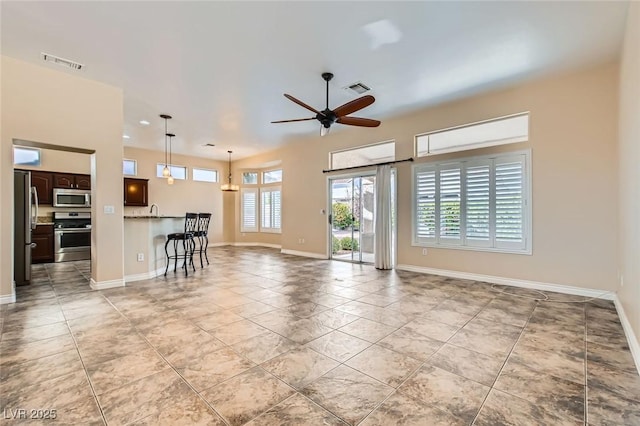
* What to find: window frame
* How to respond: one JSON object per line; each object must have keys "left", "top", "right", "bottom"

{"left": 156, "top": 163, "right": 187, "bottom": 180}
{"left": 411, "top": 149, "right": 532, "bottom": 255}
{"left": 415, "top": 112, "right": 529, "bottom": 157}
{"left": 262, "top": 169, "right": 283, "bottom": 184}
{"left": 192, "top": 167, "right": 218, "bottom": 183}
{"left": 123, "top": 159, "right": 137, "bottom": 176}
{"left": 260, "top": 186, "right": 282, "bottom": 234}
{"left": 13, "top": 146, "right": 42, "bottom": 166}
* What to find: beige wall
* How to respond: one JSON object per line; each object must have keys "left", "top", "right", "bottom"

{"left": 123, "top": 147, "right": 227, "bottom": 244}
{"left": 1, "top": 56, "right": 124, "bottom": 297}
{"left": 618, "top": 3, "right": 640, "bottom": 346}
{"left": 236, "top": 62, "right": 620, "bottom": 291}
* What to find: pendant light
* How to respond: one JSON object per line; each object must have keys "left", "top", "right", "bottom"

{"left": 221, "top": 150, "right": 239, "bottom": 192}
{"left": 160, "top": 114, "right": 172, "bottom": 177}
{"left": 167, "top": 133, "right": 175, "bottom": 185}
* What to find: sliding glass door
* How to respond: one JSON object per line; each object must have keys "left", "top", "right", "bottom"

{"left": 329, "top": 175, "right": 375, "bottom": 263}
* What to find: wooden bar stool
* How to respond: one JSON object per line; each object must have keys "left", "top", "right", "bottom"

{"left": 164, "top": 212, "right": 198, "bottom": 276}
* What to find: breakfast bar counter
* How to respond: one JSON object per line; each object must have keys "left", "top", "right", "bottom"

{"left": 123, "top": 216, "right": 184, "bottom": 281}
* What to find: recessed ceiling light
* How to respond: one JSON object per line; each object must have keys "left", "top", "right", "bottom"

{"left": 139, "top": 120, "right": 150, "bottom": 126}
{"left": 123, "top": 134, "right": 130, "bottom": 139}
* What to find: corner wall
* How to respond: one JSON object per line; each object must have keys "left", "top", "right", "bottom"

{"left": 1, "top": 56, "right": 124, "bottom": 298}
{"left": 617, "top": 2, "right": 640, "bottom": 357}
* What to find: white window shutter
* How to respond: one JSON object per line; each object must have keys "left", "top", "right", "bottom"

{"left": 241, "top": 188, "right": 258, "bottom": 232}
{"left": 439, "top": 165, "right": 461, "bottom": 243}
{"left": 415, "top": 169, "right": 436, "bottom": 243}
{"left": 465, "top": 162, "right": 491, "bottom": 246}
{"left": 260, "top": 186, "right": 282, "bottom": 233}
{"left": 495, "top": 155, "right": 525, "bottom": 249}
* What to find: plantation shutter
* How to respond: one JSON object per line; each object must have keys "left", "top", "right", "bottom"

{"left": 495, "top": 155, "right": 525, "bottom": 250}
{"left": 240, "top": 188, "right": 258, "bottom": 232}
{"left": 415, "top": 168, "right": 436, "bottom": 243}
{"left": 465, "top": 161, "right": 491, "bottom": 246}
{"left": 260, "top": 187, "right": 281, "bottom": 233}
{"left": 439, "top": 165, "right": 461, "bottom": 243}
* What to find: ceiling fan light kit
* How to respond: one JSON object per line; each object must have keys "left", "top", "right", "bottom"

{"left": 272, "top": 72, "right": 381, "bottom": 136}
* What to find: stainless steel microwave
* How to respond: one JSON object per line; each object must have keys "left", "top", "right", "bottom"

{"left": 53, "top": 188, "right": 91, "bottom": 208}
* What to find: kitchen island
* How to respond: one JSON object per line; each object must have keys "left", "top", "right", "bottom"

{"left": 123, "top": 215, "right": 184, "bottom": 281}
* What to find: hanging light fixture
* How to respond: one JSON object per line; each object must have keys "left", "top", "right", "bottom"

{"left": 160, "top": 114, "right": 172, "bottom": 177}
{"left": 167, "top": 133, "right": 175, "bottom": 185}
{"left": 221, "top": 150, "right": 239, "bottom": 192}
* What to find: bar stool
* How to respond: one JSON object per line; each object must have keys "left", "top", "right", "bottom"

{"left": 164, "top": 212, "right": 198, "bottom": 276}
{"left": 194, "top": 213, "right": 212, "bottom": 268}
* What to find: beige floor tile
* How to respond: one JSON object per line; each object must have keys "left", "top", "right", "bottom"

{"left": 305, "top": 330, "right": 371, "bottom": 362}
{"left": 231, "top": 331, "right": 300, "bottom": 364}
{"left": 361, "top": 392, "right": 465, "bottom": 426}
{"left": 378, "top": 327, "right": 443, "bottom": 362}
{"left": 346, "top": 344, "right": 422, "bottom": 387}
{"left": 262, "top": 347, "right": 339, "bottom": 389}
{"left": 245, "top": 393, "right": 346, "bottom": 425}
{"left": 429, "top": 344, "right": 505, "bottom": 386}
{"left": 200, "top": 366, "right": 295, "bottom": 426}
{"left": 338, "top": 318, "right": 397, "bottom": 343}
{"left": 176, "top": 346, "right": 254, "bottom": 392}
{"left": 301, "top": 364, "right": 394, "bottom": 425}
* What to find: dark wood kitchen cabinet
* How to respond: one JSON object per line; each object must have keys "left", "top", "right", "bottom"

{"left": 32, "top": 224, "right": 54, "bottom": 264}
{"left": 30, "top": 171, "right": 54, "bottom": 205}
{"left": 124, "top": 178, "right": 148, "bottom": 207}
{"left": 53, "top": 173, "right": 91, "bottom": 189}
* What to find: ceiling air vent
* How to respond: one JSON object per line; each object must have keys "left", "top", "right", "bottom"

{"left": 41, "top": 52, "right": 84, "bottom": 70}
{"left": 344, "top": 82, "right": 371, "bottom": 95}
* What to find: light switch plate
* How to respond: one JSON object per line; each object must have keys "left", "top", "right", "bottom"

{"left": 104, "top": 205, "right": 115, "bottom": 214}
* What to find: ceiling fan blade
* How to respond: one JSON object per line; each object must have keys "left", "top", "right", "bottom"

{"left": 337, "top": 116, "right": 381, "bottom": 127}
{"left": 284, "top": 94, "right": 324, "bottom": 116}
{"left": 271, "top": 117, "right": 316, "bottom": 124}
{"left": 333, "top": 95, "right": 375, "bottom": 118}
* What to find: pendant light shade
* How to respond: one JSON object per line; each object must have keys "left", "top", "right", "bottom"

{"left": 160, "top": 114, "right": 172, "bottom": 177}
{"left": 166, "top": 133, "right": 175, "bottom": 185}
{"left": 221, "top": 150, "right": 239, "bottom": 192}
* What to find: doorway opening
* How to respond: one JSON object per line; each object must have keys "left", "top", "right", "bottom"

{"left": 328, "top": 171, "right": 396, "bottom": 265}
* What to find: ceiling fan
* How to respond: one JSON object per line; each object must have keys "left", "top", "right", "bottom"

{"left": 272, "top": 72, "right": 381, "bottom": 136}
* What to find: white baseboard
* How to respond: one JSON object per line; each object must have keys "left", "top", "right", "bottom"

{"left": 232, "top": 242, "right": 282, "bottom": 249}
{"left": 124, "top": 267, "right": 165, "bottom": 283}
{"left": 395, "top": 264, "right": 615, "bottom": 300}
{"left": 281, "top": 249, "right": 328, "bottom": 260}
{"left": 90, "top": 277, "right": 125, "bottom": 290}
{"left": 0, "top": 292, "right": 16, "bottom": 304}
{"left": 613, "top": 295, "right": 640, "bottom": 376}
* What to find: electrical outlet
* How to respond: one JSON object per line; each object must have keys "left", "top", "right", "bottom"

{"left": 137, "top": 252, "right": 144, "bottom": 262}
{"left": 422, "top": 248, "right": 428, "bottom": 256}
{"left": 298, "top": 238, "right": 305, "bottom": 244}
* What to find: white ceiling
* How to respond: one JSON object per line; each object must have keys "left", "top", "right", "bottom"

{"left": 1, "top": 1, "right": 629, "bottom": 161}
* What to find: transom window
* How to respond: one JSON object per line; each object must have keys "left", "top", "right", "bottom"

{"left": 416, "top": 113, "right": 529, "bottom": 157}
{"left": 262, "top": 169, "right": 282, "bottom": 184}
{"left": 123, "top": 159, "right": 137, "bottom": 176}
{"left": 13, "top": 147, "right": 41, "bottom": 166}
{"left": 192, "top": 168, "right": 218, "bottom": 183}
{"left": 243, "top": 172, "right": 258, "bottom": 184}
{"left": 156, "top": 163, "right": 187, "bottom": 180}
{"left": 412, "top": 150, "right": 531, "bottom": 254}
{"left": 330, "top": 141, "right": 395, "bottom": 170}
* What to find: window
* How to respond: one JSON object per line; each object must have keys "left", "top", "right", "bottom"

{"left": 262, "top": 169, "right": 282, "bottom": 184}
{"left": 13, "top": 147, "right": 41, "bottom": 166}
{"left": 123, "top": 159, "right": 137, "bottom": 176}
{"left": 241, "top": 188, "right": 258, "bottom": 232}
{"left": 192, "top": 168, "right": 218, "bottom": 183}
{"left": 416, "top": 113, "right": 529, "bottom": 157}
{"left": 413, "top": 150, "right": 530, "bottom": 254}
{"left": 330, "top": 141, "right": 395, "bottom": 170}
{"left": 260, "top": 187, "right": 282, "bottom": 233}
{"left": 156, "top": 164, "right": 187, "bottom": 180}
{"left": 243, "top": 172, "right": 258, "bottom": 184}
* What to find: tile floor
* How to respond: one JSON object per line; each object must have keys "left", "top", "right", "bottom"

{"left": 1, "top": 247, "right": 639, "bottom": 425}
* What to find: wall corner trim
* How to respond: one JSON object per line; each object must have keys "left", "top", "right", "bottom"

{"left": 90, "top": 277, "right": 125, "bottom": 290}
{"left": 281, "top": 249, "right": 328, "bottom": 260}
{"left": 613, "top": 295, "right": 640, "bottom": 376}
{"left": 395, "top": 264, "right": 615, "bottom": 300}
{"left": 0, "top": 292, "right": 16, "bottom": 305}
{"left": 124, "top": 268, "right": 165, "bottom": 283}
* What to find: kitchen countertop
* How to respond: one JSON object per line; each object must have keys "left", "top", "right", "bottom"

{"left": 123, "top": 215, "right": 184, "bottom": 219}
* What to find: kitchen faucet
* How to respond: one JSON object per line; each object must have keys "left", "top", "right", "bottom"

{"left": 149, "top": 204, "right": 159, "bottom": 216}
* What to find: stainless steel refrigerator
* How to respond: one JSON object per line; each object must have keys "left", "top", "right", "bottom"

{"left": 14, "top": 170, "right": 38, "bottom": 286}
